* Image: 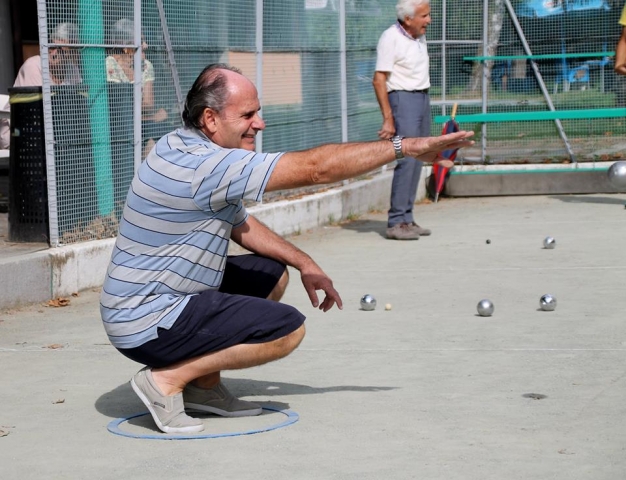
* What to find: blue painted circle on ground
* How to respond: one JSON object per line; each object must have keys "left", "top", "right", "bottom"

{"left": 107, "top": 406, "right": 299, "bottom": 440}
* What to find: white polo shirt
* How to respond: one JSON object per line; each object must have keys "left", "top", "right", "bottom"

{"left": 375, "top": 22, "right": 430, "bottom": 92}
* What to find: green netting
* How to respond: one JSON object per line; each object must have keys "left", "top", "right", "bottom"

{"left": 36, "top": 0, "right": 624, "bottom": 244}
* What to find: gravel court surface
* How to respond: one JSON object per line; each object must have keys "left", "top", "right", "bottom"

{"left": 1, "top": 193, "right": 626, "bottom": 479}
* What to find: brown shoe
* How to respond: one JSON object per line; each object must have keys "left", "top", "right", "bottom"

{"left": 386, "top": 223, "right": 420, "bottom": 240}
{"left": 409, "top": 222, "right": 431, "bottom": 236}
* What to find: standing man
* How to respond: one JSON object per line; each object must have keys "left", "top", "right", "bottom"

{"left": 373, "top": 0, "right": 432, "bottom": 241}
{"left": 100, "top": 64, "right": 472, "bottom": 434}
{"left": 615, "top": 3, "right": 626, "bottom": 76}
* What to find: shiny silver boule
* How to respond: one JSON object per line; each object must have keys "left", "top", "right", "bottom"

{"left": 607, "top": 161, "right": 626, "bottom": 189}
{"left": 360, "top": 294, "right": 377, "bottom": 311}
{"left": 476, "top": 299, "right": 494, "bottom": 317}
{"left": 543, "top": 236, "right": 556, "bottom": 249}
{"left": 540, "top": 294, "right": 557, "bottom": 311}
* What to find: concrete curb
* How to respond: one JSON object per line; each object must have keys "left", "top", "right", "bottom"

{"left": 0, "top": 169, "right": 399, "bottom": 309}
{"left": 445, "top": 161, "right": 626, "bottom": 197}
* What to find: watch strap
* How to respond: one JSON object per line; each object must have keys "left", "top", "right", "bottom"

{"left": 390, "top": 136, "right": 404, "bottom": 159}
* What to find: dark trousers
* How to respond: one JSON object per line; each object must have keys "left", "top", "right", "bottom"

{"left": 387, "top": 90, "right": 431, "bottom": 227}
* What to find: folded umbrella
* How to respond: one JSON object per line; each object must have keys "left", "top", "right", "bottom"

{"left": 432, "top": 103, "right": 459, "bottom": 203}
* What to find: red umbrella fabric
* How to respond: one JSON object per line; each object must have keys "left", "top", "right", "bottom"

{"left": 433, "top": 103, "right": 459, "bottom": 203}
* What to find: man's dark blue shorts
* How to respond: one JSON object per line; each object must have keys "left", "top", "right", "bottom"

{"left": 117, "top": 254, "right": 306, "bottom": 368}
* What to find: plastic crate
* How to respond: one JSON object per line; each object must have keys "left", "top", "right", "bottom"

{"left": 8, "top": 86, "right": 49, "bottom": 243}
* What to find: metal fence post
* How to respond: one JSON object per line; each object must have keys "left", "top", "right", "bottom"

{"left": 340, "top": 0, "right": 348, "bottom": 185}
{"left": 255, "top": 0, "right": 264, "bottom": 154}
{"left": 481, "top": 0, "right": 489, "bottom": 163}
{"left": 36, "top": 0, "right": 59, "bottom": 245}
{"left": 133, "top": 0, "right": 142, "bottom": 170}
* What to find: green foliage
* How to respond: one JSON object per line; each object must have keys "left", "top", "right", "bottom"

{"left": 346, "top": 211, "right": 360, "bottom": 221}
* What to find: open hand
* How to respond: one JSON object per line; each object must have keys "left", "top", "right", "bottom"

{"left": 403, "top": 131, "right": 475, "bottom": 163}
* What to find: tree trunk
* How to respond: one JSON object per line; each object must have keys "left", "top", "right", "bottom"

{"left": 468, "top": 0, "right": 505, "bottom": 93}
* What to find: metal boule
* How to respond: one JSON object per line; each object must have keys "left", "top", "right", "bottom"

{"left": 540, "top": 294, "right": 557, "bottom": 311}
{"left": 360, "top": 294, "right": 376, "bottom": 311}
{"left": 477, "top": 299, "right": 494, "bottom": 317}
{"left": 543, "top": 236, "right": 556, "bottom": 249}
{"left": 607, "top": 161, "right": 626, "bottom": 189}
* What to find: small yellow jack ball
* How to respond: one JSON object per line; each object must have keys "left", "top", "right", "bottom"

{"left": 385, "top": 303, "right": 392, "bottom": 311}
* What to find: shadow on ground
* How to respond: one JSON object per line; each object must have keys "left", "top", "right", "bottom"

{"left": 549, "top": 195, "right": 626, "bottom": 205}
{"left": 339, "top": 219, "right": 387, "bottom": 238}
{"left": 95, "top": 378, "right": 397, "bottom": 419}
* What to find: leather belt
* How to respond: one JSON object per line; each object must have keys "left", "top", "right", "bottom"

{"left": 389, "top": 89, "right": 429, "bottom": 94}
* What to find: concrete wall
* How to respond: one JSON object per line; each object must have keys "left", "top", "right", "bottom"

{"left": 445, "top": 162, "right": 626, "bottom": 197}
{"left": 0, "top": 170, "right": 397, "bottom": 309}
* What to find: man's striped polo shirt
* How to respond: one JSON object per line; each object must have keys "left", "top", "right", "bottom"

{"left": 100, "top": 127, "right": 283, "bottom": 349}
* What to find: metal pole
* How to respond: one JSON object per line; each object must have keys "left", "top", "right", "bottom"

{"left": 255, "top": 0, "right": 263, "bottom": 153}
{"left": 503, "top": 0, "right": 575, "bottom": 162}
{"left": 133, "top": 1, "right": 142, "bottom": 170}
{"left": 156, "top": 0, "right": 184, "bottom": 116}
{"left": 339, "top": 0, "right": 348, "bottom": 143}
{"left": 340, "top": 0, "right": 348, "bottom": 185}
{"left": 481, "top": 0, "right": 488, "bottom": 163}
{"left": 36, "top": 0, "right": 59, "bottom": 245}
{"left": 441, "top": 0, "right": 447, "bottom": 118}
{"left": 428, "top": 40, "right": 483, "bottom": 45}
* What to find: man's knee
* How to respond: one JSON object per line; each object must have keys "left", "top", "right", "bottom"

{"left": 291, "top": 323, "right": 306, "bottom": 345}
{"left": 275, "top": 323, "right": 305, "bottom": 358}
{"left": 267, "top": 269, "right": 289, "bottom": 302}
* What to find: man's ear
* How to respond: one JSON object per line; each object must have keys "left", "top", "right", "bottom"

{"left": 202, "top": 108, "right": 219, "bottom": 134}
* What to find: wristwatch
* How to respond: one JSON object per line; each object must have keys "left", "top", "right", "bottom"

{"left": 390, "top": 135, "right": 404, "bottom": 159}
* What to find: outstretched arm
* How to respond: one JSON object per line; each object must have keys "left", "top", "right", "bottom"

{"left": 231, "top": 215, "right": 342, "bottom": 312}
{"left": 265, "top": 130, "right": 474, "bottom": 192}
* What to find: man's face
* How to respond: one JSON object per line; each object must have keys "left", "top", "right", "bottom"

{"left": 205, "top": 74, "right": 265, "bottom": 151}
{"left": 48, "top": 38, "right": 78, "bottom": 78}
{"left": 404, "top": 3, "right": 431, "bottom": 38}
{"left": 49, "top": 45, "right": 70, "bottom": 69}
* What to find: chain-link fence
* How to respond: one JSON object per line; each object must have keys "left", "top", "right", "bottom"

{"left": 439, "top": 0, "right": 625, "bottom": 166}
{"left": 34, "top": 0, "right": 624, "bottom": 245}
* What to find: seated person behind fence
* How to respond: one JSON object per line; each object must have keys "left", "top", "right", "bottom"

{"left": 0, "top": 22, "right": 81, "bottom": 149}
{"left": 99, "top": 63, "right": 474, "bottom": 435}
{"left": 106, "top": 18, "right": 170, "bottom": 155}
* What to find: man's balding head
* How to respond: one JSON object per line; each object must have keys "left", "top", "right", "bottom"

{"left": 182, "top": 64, "right": 250, "bottom": 129}
{"left": 182, "top": 64, "right": 264, "bottom": 151}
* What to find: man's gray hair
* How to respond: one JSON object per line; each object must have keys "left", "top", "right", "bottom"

{"left": 51, "top": 22, "right": 78, "bottom": 43}
{"left": 111, "top": 18, "right": 134, "bottom": 46}
{"left": 182, "top": 64, "right": 243, "bottom": 129}
{"left": 396, "top": 0, "right": 430, "bottom": 20}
